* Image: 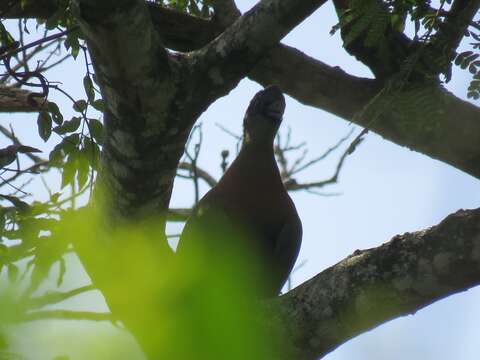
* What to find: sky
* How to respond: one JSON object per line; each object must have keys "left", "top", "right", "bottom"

{"left": 1, "top": 1, "right": 480, "bottom": 359}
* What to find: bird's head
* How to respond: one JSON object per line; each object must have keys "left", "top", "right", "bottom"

{"left": 243, "top": 85, "right": 286, "bottom": 145}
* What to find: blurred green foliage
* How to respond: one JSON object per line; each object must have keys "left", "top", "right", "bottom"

{"left": 0, "top": 208, "right": 281, "bottom": 359}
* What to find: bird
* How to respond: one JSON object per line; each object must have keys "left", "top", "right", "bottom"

{"left": 176, "top": 85, "right": 302, "bottom": 297}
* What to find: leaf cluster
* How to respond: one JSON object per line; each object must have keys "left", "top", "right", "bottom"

{"left": 153, "top": 0, "right": 213, "bottom": 18}
{"left": 333, "top": 0, "right": 478, "bottom": 99}
{"left": 455, "top": 27, "right": 480, "bottom": 100}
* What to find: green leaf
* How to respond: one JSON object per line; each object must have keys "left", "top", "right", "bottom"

{"left": 92, "top": 99, "right": 105, "bottom": 112}
{"left": 0, "top": 23, "right": 15, "bottom": 47}
{"left": 16, "top": 145, "right": 41, "bottom": 154}
{"left": 45, "top": 14, "right": 60, "bottom": 30}
{"left": 83, "top": 137, "right": 100, "bottom": 170}
{"left": 49, "top": 145, "right": 65, "bottom": 165}
{"left": 72, "top": 45, "right": 79, "bottom": 59}
{"left": 76, "top": 155, "right": 90, "bottom": 189}
{"left": 0, "top": 194, "right": 31, "bottom": 213}
{"left": 0, "top": 145, "right": 18, "bottom": 168}
{"left": 37, "top": 111, "right": 52, "bottom": 142}
{"left": 83, "top": 75, "right": 95, "bottom": 102}
{"left": 53, "top": 116, "right": 81, "bottom": 135}
{"left": 64, "top": 32, "right": 80, "bottom": 59}
{"left": 61, "top": 153, "right": 77, "bottom": 189}
{"left": 50, "top": 192, "right": 61, "bottom": 203}
{"left": 47, "top": 101, "right": 64, "bottom": 125}
{"left": 468, "top": 91, "right": 480, "bottom": 100}
{"left": 49, "top": 134, "right": 81, "bottom": 165}
{"left": 73, "top": 100, "right": 87, "bottom": 113}
{"left": 88, "top": 118, "right": 104, "bottom": 144}
{"left": 0, "top": 144, "right": 39, "bottom": 168}
{"left": 63, "top": 133, "right": 81, "bottom": 148}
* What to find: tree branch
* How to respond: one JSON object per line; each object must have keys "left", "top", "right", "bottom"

{"left": 211, "top": 0, "right": 240, "bottom": 27}
{"left": 70, "top": 0, "right": 186, "bottom": 219}
{"left": 250, "top": 46, "right": 480, "bottom": 179}
{"left": 0, "top": 0, "right": 54, "bottom": 18}
{"left": 432, "top": 0, "right": 480, "bottom": 57}
{"left": 167, "top": 207, "right": 191, "bottom": 222}
{"left": 177, "top": 161, "right": 218, "bottom": 188}
{"left": 271, "top": 207, "right": 480, "bottom": 359}
{"left": 188, "top": 0, "right": 328, "bottom": 104}
{"left": 285, "top": 132, "right": 363, "bottom": 192}
{"left": 21, "top": 310, "right": 114, "bottom": 322}
{"left": 27, "top": 285, "right": 96, "bottom": 309}
{"left": 7, "top": 4, "right": 480, "bottom": 182}
{"left": 0, "top": 85, "right": 46, "bottom": 112}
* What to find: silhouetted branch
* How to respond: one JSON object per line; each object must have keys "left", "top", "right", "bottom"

{"left": 178, "top": 162, "right": 217, "bottom": 188}
{"left": 286, "top": 130, "right": 366, "bottom": 192}
{"left": 21, "top": 310, "right": 114, "bottom": 322}
{"left": 27, "top": 285, "right": 96, "bottom": 309}
{"left": 167, "top": 208, "right": 192, "bottom": 222}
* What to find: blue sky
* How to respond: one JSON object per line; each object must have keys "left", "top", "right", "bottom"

{"left": 1, "top": 1, "right": 480, "bottom": 359}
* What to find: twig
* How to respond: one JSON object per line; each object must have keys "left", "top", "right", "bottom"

{"left": 286, "top": 129, "right": 367, "bottom": 192}
{"left": 21, "top": 310, "right": 114, "bottom": 322}
{"left": 0, "top": 161, "right": 49, "bottom": 188}
{"left": 178, "top": 162, "right": 217, "bottom": 188}
{"left": 215, "top": 122, "right": 241, "bottom": 140}
{"left": 0, "top": 28, "right": 75, "bottom": 61}
{"left": 27, "top": 285, "right": 96, "bottom": 309}
{"left": 0, "top": 124, "right": 44, "bottom": 162}
{"left": 183, "top": 125, "right": 203, "bottom": 204}
{"left": 290, "top": 129, "right": 354, "bottom": 175}
{"left": 0, "top": 174, "right": 29, "bottom": 195}
{"left": 167, "top": 208, "right": 192, "bottom": 222}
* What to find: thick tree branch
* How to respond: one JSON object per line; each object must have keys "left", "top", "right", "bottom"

{"left": 188, "top": 0, "right": 328, "bottom": 104}
{"left": 271, "top": 207, "right": 480, "bottom": 359}
{"left": 211, "top": 0, "right": 240, "bottom": 27}
{"left": 251, "top": 46, "right": 480, "bottom": 179}
{"left": 114, "top": 5, "right": 480, "bottom": 179}
{"left": 149, "top": 4, "right": 223, "bottom": 51}
{"left": 432, "top": 0, "right": 480, "bottom": 56}
{"left": 6, "top": 2, "right": 480, "bottom": 178}
{"left": 1, "top": 1, "right": 224, "bottom": 51}
{"left": 71, "top": 0, "right": 184, "bottom": 219}
{"left": 0, "top": 0, "right": 57, "bottom": 18}
{"left": 0, "top": 85, "right": 46, "bottom": 112}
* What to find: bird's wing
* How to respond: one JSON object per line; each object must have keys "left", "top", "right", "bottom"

{"left": 176, "top": 198, "right": 237, "bottom": 255}
{"left": 271, "top": 213, "right": 303, "bottom": 294}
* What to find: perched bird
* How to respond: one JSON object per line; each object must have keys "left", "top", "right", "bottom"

{"left": 177, "top": 86, "right": 302, "bottom": 297}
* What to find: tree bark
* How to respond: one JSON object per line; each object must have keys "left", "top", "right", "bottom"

{"left": 270, "top": 207, "right": 480, "bottom": 359}
{"left": 0, "top": 85, "right": 46, "bottom": 112}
